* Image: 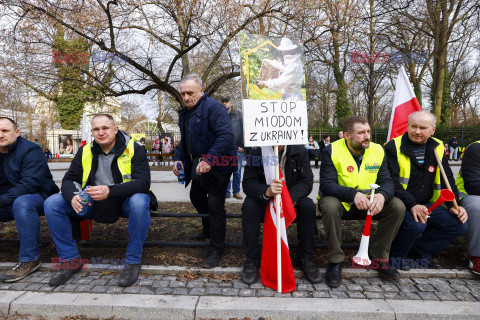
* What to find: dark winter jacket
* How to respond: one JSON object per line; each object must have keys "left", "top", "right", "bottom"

{"left": 0, "top": 136, "right": 59, "bottom": 207}
{"left": 229, "top": 108, "right": 244, "bottom": 149}
{"left": 459, "top": 142, "right": 480, "bottom": 196}
{"left": 61, "top": 131, "right": 156, "bottom": 223}
{"left": 318, "top": 143, "right": 394, "bottom": 204}
{"left": 384, "top": 133, "right": 458, "bottom": 211}
{"left": 243, "top": 145, "right": 313, "bottom": 206}
{"left": 174, "top": 94, "right": 237, "bottom": 185}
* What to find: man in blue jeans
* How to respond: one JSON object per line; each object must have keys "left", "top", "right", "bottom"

{"left": 385, "top": 111, "right": 468, "bottom": 269}
{"left": 223, "top": 97, "right": 244, "bottom": 200}
{"left": 44, "top": 114, "right": 156, "bottom": 287}
{"left": 0, "top": 117, "right": 59, "bottom": 282}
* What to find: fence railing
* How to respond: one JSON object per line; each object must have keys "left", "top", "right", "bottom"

{"left": 308, "top": 127, "right": 480, "bottom": 147}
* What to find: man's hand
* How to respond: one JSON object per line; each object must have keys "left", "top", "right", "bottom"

{"left": 173, "top": 161, "right": 183, "bottom": 176}
{"left": 71, "top": 195, "right": 84, "bottom": 214}
{"left": 368, "top": 193, "right": 385, "bottom": 216}
{"left": 196, "top": 160, "right": 211, "bottom": 174}
{"left": 265, "top": 178, "right": 284, "bottom": 197}
{"left": 354, "top": 192, "right": 370, "bottom": 211}
{"left": 411, "top": 204, "right": 429, "bottom": 224}
{"left": 238, "top": 147, "right": 244, "bottom": 153}
{"left": 86, "top": 185, "right": 110, "bottom": 201}
{"left": 449, "top": 206, "right": 468, "bottom": 224}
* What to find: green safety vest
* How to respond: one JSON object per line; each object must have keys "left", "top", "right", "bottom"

{"left": 81, "top": 139, "right": 135, "bottom": 188}
{"left": 393, "top": 135, "right": 444, "bottom": 203}
{"left": 330, "top": 139, "right": 385, "bottom": 211}
{"left": 455, "top": 140, "right": 480, "bottom": 199}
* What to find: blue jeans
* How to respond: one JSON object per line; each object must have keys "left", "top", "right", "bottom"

{"left": 0, "top": 194, "right": 44, "bottom": 262}
{"left": 44, "top": 193, "right": 150, "bottom": 264}
{"left": 226, "top": 151, "right": 243, "bottom": 196}
{"left": 390, "top": 203, "right": 468, "bottom": 260}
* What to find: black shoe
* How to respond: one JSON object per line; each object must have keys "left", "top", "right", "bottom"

{"left": 325, "top": 262, "right": 342, "bottom": 288}
{"left": 241, "top": 259, "right": 260, "bottom": 285}
{"left": 118, "top": 263, "right": 142, "bottom": 287}
{"left": 378, "top": 261, "right": 400, "bottom": 279}
{"left": 189, "top": 231, "right": 210, "bottom": 241}
{"left": 426, "top": 258, "right": 442, "bottom": 269}
{"left": 49, "top": 259, "right": 84, "bottom": 286}
{"left": 202, "top": 250, "right": 223, "bottom": 269}
{"left": 298, "top": 257, "right": 322, "bottom": 284}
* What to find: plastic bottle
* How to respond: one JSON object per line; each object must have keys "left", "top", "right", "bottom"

{"left": 177, "top": 163, "right": 185, "bottom": 184}
{"left": 78, "top": 189, "right": 90, "bottom": 216}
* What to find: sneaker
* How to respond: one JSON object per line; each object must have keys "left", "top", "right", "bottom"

{"left": 233, "top": 193, "right": 243, "bottom": 200}
{"left": 202, "top": 250, "right": 223, "bottom": 269}
{"left": 118, "top": 263, "right": 142, "bottom": 287}
{"left": 2, "top": 260, "right": 40, "bottom": 283}
{"left": 298, "top": 257, "right": 321, "bottom": 284}
{"left": 468, "top": 255, "right": 480, "bottom": 275}
{"left": 241, "top": 259, "right": 260, "bottom": 285}
{"left": 49, "top": 259, "right": 84, "bottom": 286}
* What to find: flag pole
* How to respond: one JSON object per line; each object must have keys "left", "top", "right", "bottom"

{"left": 274, "top": 145, "right": 282, "bottom": 293}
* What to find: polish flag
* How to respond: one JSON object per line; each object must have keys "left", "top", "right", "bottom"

{"left": 79, "top": 112, "right": 92, "bottom": 240}
{"left": 260, "top": 147, "right": 296, "bottom": 293}
{"left": 80, "top": 113, "right": 91, "bottom": 147}
{"left": 386, "top": 66, "right": 422, "bottom": 141}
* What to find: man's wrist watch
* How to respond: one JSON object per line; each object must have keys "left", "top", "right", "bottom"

{"left": 262, "top": 192, "right": 271, "bottom": 201}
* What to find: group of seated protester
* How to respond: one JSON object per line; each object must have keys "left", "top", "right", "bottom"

{"left": 1, "top": 85, "right": 479, "bottom": 289}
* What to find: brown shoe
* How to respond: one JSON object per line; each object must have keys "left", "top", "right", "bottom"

{"left": 233, "top": 193, "right": 243, "bottom": 200}
{"left": 2, "top": 260, "right": 41, "bottom": 283}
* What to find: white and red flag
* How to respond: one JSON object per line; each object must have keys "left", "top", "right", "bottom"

{"left": 80, "top": 113, "right": 91, "bottom": 147}
{"left": 386, "top": 66, "right": 421, "bottom": 141}
{"left": 260, "top": 146, "right": 296, "bottom": 293}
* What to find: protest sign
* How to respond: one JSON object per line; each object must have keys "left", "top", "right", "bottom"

{"left": 239, "top": 33, "right": 308, "bottom": 147}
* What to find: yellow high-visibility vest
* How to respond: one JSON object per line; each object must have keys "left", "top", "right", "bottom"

{"left": 393, "top": 135, "right": 444, "bottom": 203}
{"left": 330, "top": 139, "right": 385, "bottom": 211}
{"left": 81, "top": 139, "right": 135, "bottom": 188}
{"left": 455, "top": 140, "right": 480, "bottom": 199}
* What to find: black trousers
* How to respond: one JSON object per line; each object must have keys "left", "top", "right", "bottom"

{"left": 190, "top": 171, "right": 231, "bottom": 253}
{"left": 241, "top": 196, "right": 316, "bottom": 261}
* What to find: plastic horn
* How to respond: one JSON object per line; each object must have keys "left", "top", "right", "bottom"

{"left": 427, "top": 189, "right": 455, "bottom": 214}
{"left": 352, "top": 183, "right": 380, "bottom": 266}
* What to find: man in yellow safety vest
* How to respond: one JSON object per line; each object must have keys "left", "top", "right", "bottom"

{"left": 385, "top": 111, "right": 468, "bottom": 270}
{"left": 45, "top": 114, "right": 156, "bottom": 287}
{"left": 319, "top": 115, "right": 405, "bottom": 288}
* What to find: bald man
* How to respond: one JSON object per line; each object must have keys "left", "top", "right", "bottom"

{"left": 385, "top": 111, "right": 468, "bottom": 270}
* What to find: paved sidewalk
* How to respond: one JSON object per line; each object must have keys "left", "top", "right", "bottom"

{"left": 1, "top": 263, "right": 479, "bottom": 319}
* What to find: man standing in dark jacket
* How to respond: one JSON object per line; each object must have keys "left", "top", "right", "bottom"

{"left": 0, "top": 117, "right": 59, "bottom": 282}
{"left": 222, "top": 97, "right": 244, "bottom": 200}
{"left": 173, "top": 74, "right": 236, "bottom": 268}
{"left": 241, "top": 145, "right": 321, "bottom": 285}
{"left": 45, "top": 114, "right": 155, "bottom": 287}
{"left": 319, "top": 116, "right": 404, "bottom": 288}
{"left": 386, "top": 111, "right": 468, "bottom": 270}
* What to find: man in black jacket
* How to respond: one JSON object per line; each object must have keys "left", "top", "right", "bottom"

{"left": 0, "top": 117, "right": 59, "bottom": 282}
{"left": 45, "top": 114, "right": 155, "bottom": 287}
{"left": 386, "top": 111, "right": 468, "bottom": 269}
{"left": 319, "top": 116, "right": 404, "bottom": 288}
{"left": 240, "top": 145, "right": 321, "bottom": 285}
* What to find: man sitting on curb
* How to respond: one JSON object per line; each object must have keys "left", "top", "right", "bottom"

{"left": 319, "top": 116, "right": 405, "bottom": 288}
{"left": 0, "top": 117, "right": 59, "bottom": 282}
{"left": 241, "top": 145, "right": 321, "bottom": 285}
{"left": 45, "top": 114, "right": 156, "bottom": 287}
{"left": 456, "top": 140, "right": 480, "bottom": 275}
